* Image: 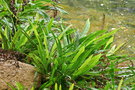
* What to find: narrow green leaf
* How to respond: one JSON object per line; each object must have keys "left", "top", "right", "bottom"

{"left": 68, "top": 46, "right": 85, "bottom": 69}
{"left": 30, "top": 87, "right": 35, "bottom": 90}
{"left": 51, "top": 25, "right": 72, "bottom": 56}
{"left": 94, "top": 29, "right": 118, "bottom": 43}
{"left": 1, "top": 0, "right": 16, "bottom": 18}
{"left": 43, "top": 30, "right": 49, "bottom": 59}
{"left": 81, "top": 19, "right": 90, "bottom": 38}
{"left": 0, "top": 29, "right": 9, "bottom": 49}
{"left": 104, "top": 36, "right": 114, "bottom": 49}
{"left": 78, "top": 30, "right": 107, "bottom": 50}
{"left": 73, "top": 54, "right": 102, "bottom": 77}
{"left": 107, "top": 43, "right": 124, "bottom": 56}
{"left": 69, "top": 83, "right": 74, "bottom": 90}
{"left": 16, "top": 82, "right": 25, "bottom": 90}
{"left": 118, "top": 77, "right": 124, "bottom": 90}
{"left": 55, "top": 83, "right": 58, "bottom": 90}
{"left": 59, "top": 84, "right": 62, "bottom": 90}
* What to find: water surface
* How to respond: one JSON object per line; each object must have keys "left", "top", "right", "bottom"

{"left": 60, "top": 0, "right": 135, "bottom": 57}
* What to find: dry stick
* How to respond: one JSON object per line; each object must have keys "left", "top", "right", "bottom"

{"left": 22, "top": 0, "right": 30, "bottom": 11}
{"left": 101, "top": 13, "right": 106, "bottom": 30}
{"left": 10, "top": 0, "right": 16, "bottom": 15}
{"left": 129, "top": 60, "right": 134, "bottom": 67}
{"left": 23, "top": 0, "right": 29, "bottom": 6}
{"left": 10, "top": 0, "right": 29, "bottom": 36}
{"left": 10, "top": 0, "right": 17, "bottom": 35}
{"left": 52, "top": 0, "right": 58, "bottom": 18}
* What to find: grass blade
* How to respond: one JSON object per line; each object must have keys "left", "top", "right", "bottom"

{"left": 69, "top": 83, "right": 74, "bottom": 90}
{"left": 118, "top": 77, "right": 124, "bottom": 90}
{"left": 81, "top": 19, "right": 90, "bottom": 38}
{"left": 73, "top": 54, "right": 102, "bottom": 78}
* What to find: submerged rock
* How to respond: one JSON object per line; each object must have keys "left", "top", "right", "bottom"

{"left": 0, "top": 60, "right": 40, "bottom": 90}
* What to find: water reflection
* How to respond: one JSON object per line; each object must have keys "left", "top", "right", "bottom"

{"left": 64, "top": 0, "right": 135, "bottom": 13}
{"left": 60, "top": 0, "right": 135, "bottom": 56}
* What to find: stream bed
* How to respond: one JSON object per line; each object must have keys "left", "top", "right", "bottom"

{"left": 60, "top": 0, "right": 135, "bottom": 57}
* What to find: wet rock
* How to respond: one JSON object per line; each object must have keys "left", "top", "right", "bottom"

{"left": 0, "top": 60, "right": 40, "bottom": 90}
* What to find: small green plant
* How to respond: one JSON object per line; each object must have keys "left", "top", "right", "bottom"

{"left": 0, "top": 0, "right": 62, "bottom": 51}
{"left": 26, "top": 16, "right": 125, "bottom": 89}
{"left": 0, "top": 0, "right": 134, "bottom": 90}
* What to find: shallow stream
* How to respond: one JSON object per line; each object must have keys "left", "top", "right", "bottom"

{"left": 60, "top": 0, "right": 135, "bottom": 57}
